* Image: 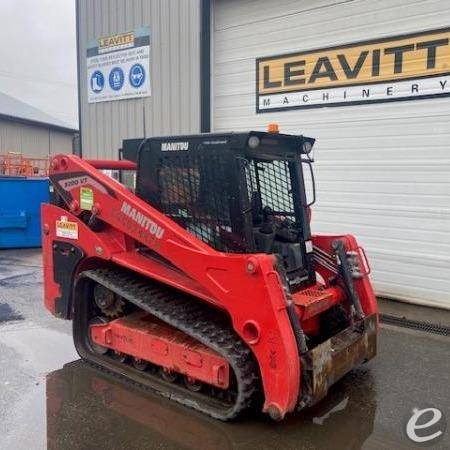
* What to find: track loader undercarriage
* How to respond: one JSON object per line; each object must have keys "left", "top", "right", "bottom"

{"left": 42, "top": 130, "right": 378, "bottom": 420}
{"left": 75, "top": 268, "right": 259, "bottom": 420}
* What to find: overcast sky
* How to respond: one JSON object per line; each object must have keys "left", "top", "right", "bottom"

{"left": 0, "top": 0, "right": 78, "bottom": 128}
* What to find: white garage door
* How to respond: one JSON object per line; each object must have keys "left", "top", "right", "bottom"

{"left": 212, "top": 0, "right": 450, "bottom": 309}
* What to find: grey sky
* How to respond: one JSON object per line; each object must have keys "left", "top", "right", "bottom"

{"left": 0, "top": 0, "right": 78, "bottom": 128}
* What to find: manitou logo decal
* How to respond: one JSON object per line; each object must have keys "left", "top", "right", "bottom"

{"left": 161, "top": 141, "right": 189, "bottom": 152}
{"left": 256, "top": 27, "right": 450, "bottom": 111}
{"left": 120, "top": 202, "right": 165, "bottom": 239}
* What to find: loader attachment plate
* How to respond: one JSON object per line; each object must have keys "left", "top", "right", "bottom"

{"left": 300, "top": 314, "right": 377, "bottom": 408}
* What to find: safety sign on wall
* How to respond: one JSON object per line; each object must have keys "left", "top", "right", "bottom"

{"left": 256, "top": 27, "right": 450, "bottom": 112}
{"left": 87, "top": 27, "right": 151, "bottom": 103}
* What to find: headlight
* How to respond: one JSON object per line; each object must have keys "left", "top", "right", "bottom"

{"left": 248, "top": 136, "right": 260, "bottom": 149}
{"left": 302, "top": 141, "right": 313, "bottom": 154}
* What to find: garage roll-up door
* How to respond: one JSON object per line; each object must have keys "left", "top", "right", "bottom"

{"left": 212, "top": 0, "right": 450, "bottom": 309}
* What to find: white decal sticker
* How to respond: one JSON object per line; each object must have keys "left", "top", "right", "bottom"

{"left": 56, "top": 219, "right": 79, "bottom": 240}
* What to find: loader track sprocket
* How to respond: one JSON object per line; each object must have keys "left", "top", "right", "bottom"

{"left": 93, "top": 284, "right": 124, "bottom": 318}
{"left": 73, "top": 268, "right": 261, "bottom": 420}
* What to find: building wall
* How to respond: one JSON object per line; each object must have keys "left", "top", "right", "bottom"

{"left": 0, "top": 119, "right": 73, "bottom": 157}
{"left": 212, "top": 0, "right": 450, "bottom": 309}
{"left": 77, "top": 0, "right": 201, "bottom": 159}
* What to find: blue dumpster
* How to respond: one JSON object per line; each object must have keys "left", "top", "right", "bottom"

{"left": 0, "top": 177, "right": 49, "bottom": 248}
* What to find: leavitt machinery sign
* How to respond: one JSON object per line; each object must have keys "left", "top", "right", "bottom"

{"left": 256, "top": 27, "right": 450, "bottom": 112}
{"left": 87, "top": 27, "right": 151, "bottom": 103}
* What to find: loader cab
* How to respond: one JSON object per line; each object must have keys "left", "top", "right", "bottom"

{"left": 123, "top": 131, "right": 316, "bottom": 291}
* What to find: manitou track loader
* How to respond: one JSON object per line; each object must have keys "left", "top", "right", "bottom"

{"left": 42, "top": 129, "right": 378, "bottom": 421}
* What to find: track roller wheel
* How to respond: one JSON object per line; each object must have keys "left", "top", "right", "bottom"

{"left": 88, "top": 317, "right": 109, "bottom": 355}
{"left": 184, "top": 376, "right": 202, "bottom": 392}
{"left": 160, "top": 367, "right": 177, "bottom": 383}
{"left": 112, "top": 351, "right": 128, "bottom": 364}
{"left": 132, "top": 358, "right": 148, "bottom": 371}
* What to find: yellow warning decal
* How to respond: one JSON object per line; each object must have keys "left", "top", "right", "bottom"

{"left": 56, "top": 219, "right": 79, "bottom": 240}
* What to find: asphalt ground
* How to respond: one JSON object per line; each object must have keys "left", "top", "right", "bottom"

{"left": 0, "top": 249, "right": 449, "bottom": 450}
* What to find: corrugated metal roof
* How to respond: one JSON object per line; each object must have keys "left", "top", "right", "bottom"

{"left": 0, "top": 91, "right": 77, "bottom": 133}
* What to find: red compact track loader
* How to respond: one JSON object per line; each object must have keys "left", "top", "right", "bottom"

{"left": 42, "top": 129, "right": 378, "bottom": 421}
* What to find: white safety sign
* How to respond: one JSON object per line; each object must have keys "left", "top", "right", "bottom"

{"left": 87, "top": 27, "right": 151, "bottom": 103}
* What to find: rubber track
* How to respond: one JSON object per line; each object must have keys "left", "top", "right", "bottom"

{"left": 80, "top": 268, "right": 260, "bottom": 420}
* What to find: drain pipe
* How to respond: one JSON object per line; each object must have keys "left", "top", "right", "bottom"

{"left": 200, "top": 0, "right": 212, "bottom": 133}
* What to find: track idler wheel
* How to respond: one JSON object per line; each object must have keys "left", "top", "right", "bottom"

{"left": 88, "top": 317, "right": 109, "bottom": 355}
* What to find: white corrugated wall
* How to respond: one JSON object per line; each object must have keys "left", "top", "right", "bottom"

{"left": 77, "top": 0, "right": 201, "bottom": 159}
{"left": 212, "top": 0, "right": 450, "bottom": 309}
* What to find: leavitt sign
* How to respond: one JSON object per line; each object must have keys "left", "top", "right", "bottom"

{"left": 256, "top": 27, "right": 450, "bottom": 112}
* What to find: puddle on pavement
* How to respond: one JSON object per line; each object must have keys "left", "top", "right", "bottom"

{"left": 45, "top": 361, "right": 387, "bottom": 450}
{"left": 0, "top": 302, "right": 24, "bottom": 323}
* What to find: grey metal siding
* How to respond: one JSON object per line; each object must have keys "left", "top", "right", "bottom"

{"left": 49, "top": 130, "right": 74, "bottom": 154}
{"left": 77, "top": 0, "right": 201, "bottom": 159}
{"left": 0, "top": 119, "right": 73, "bottom": 156}
{"left": 213, "top": 0, "right": 450, "bottom": 309}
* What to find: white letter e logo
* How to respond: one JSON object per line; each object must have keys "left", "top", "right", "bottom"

{"left": 406, "top": 407, "right": 443, "bottom": 443}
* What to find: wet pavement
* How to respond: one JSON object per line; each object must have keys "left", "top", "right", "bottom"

{"left": 0, "top": 249, "right": 449, "bottom": 450}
